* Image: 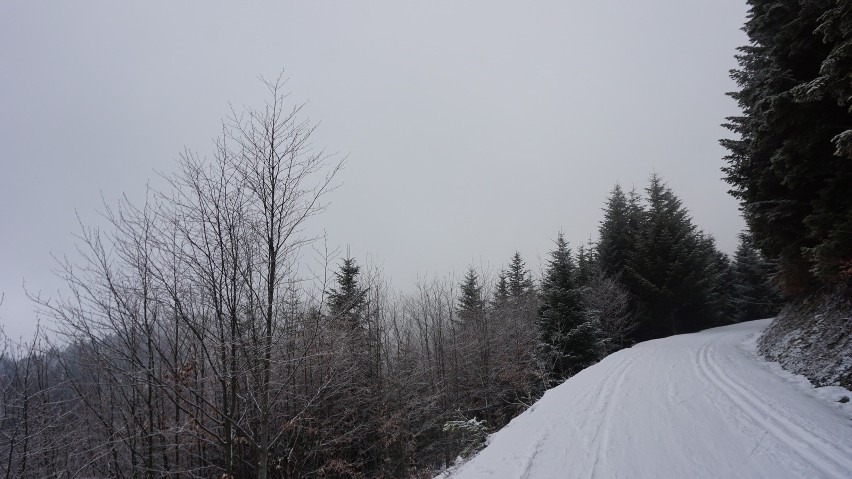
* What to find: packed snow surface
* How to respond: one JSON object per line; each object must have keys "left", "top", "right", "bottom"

{"left": 442, "top": 320, "right": 852, "bottom": 479}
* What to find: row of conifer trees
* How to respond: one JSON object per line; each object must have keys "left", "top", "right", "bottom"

{"left": 453, "top": 173, "right": 783, "bottom": 393}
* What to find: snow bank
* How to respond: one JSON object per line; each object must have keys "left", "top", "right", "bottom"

{"left": 757, "top": 291, "right": 852, "bottom": 389}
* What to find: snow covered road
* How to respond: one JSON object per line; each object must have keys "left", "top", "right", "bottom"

{"left": 443, "top": 320, "right": 852, "bottom": 478}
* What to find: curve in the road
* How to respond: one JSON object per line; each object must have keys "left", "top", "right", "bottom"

{"left": 695, "top": 331, "right": 852, "bottom": 477}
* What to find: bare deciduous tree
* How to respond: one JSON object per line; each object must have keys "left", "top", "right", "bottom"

{"left": 582, "top": 272, "right": 638, "bottom": 354}
{"left": 10, "top": 74, "right": 572, "bottom": 478}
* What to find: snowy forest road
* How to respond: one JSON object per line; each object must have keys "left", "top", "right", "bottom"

{"left": 442, "top": 320, "right": 852, "bottom": 478}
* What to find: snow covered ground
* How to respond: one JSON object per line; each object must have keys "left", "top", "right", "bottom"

{"left": 441, "top": 320, "right": 852, "bottom": 478}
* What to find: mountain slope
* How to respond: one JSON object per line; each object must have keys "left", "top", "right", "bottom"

{"left": 442, "top": 320, "right": 852, "bottom": 478}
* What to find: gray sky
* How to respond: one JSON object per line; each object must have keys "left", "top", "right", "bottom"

{"left": 0, "top": 1, "right": 748, "bottom": 339}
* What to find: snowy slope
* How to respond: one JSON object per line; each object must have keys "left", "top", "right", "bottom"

{"left": 441, "top": 320, "right": 852, "bottom": 479}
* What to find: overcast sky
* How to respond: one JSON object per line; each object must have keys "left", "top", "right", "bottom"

{"left": 1, "top": 1, "right": 748, "bottom": 339}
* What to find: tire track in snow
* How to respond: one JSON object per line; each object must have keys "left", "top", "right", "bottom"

{"left": 517, "top": 352, "right": 640, "bottom": 479}
{"left": 516, "top": 355, "right": 633, "bottom": 479}
{"left": 696, "top": 332, "right": 852, "bottom": 477}
{"left": 516, "top": 360, "right": 616, "bottom": 478}
{"left": 517, "top": 429, "right": 552, "bottom": 479}
{"left": 588, "top": 350, "right": 642, "bottom": 479}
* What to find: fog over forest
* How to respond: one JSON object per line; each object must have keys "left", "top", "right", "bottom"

{"left": 0, "top": 1, "right": 748, "bottom": 340}
{"left": 2, "top": 1, "right": 851, "bottom": 477}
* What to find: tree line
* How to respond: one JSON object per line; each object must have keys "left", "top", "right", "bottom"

{"left": 0, "top": 79, "right": 782, "bottom": 478}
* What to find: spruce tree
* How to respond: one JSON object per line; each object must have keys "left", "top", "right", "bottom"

{"left": 492, "top": 271, "right": 509, "bottom": 308}
{"left": 327, "top": 256, "right": 368, "bottom": 330}
{"left": 575, "top": 243, "right": 596, "bottom": 288}
{"left": 695, "top": 234, "right": 737, "bottom": 328}
{"left": 458, "top": 267, "right": 485, "bottom": 325}
{"left": 597, "top": 184, "right": 635, "bottom": 276}
{"left": 506, "top": 252, "right": 534, "bottom": 300}
{"left": 709, "top": 239, "right": 738, "bottom": 324}
{"left": 624, "top": 174, "right": 721, "bottom": 339}
{"left": 731, "top": 231, "right": 783, "bottom": 322}
{"left": 538, "top": 233, "right": 600, "bottom": 380}
{"left": 722, "top": 0, "right": 852, "bottom": 293}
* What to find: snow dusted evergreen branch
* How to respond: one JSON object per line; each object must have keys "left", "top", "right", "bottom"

{"left": 443, "top": 417, "right": 488, "bottom": 459}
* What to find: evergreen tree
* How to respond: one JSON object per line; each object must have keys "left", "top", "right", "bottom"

{"left": 324, "top": 256, "right": 382, "bottom": 470}
{"left": 624, "top": 174, "right": 722, "bottom": 340}
{"left": 506, "top": 252, "right": 534, "bottom": 300}
{"left": 492, "top": 271, "right": 509, "bottom": 308}
{"left": 722, "top": 0, "right": 852, "bottom": 293}
{"left": 575, "top": 243, "right": 596, "bottom": 288}
{"left": 458, "top": 267, "right": 485, "bottom": 325}
{"left": 327, "top": 256, "right": 368, "bottom": 329}
{"left": 695, "top": 234, "right": 737, "bottom": 327}
{"left": 731, "top": 231, "right": 784, "bottom": 322}
{"left": 597, "top": 185, "right": 635, "bottom": 276}
{"left": 538, "top": 233, "right": 600, "bottom": 380}
{"left": 708, "top": 239, "right": 738, "bottom": 324}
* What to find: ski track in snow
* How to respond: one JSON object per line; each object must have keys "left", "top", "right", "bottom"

{"left": 443, "top": 320, "right": 852, "bottom": 479}
{"left": 696, "top": 331, "right": 852, "bottom": 477}
{"left": 589, "top": 351, "right": 641, "bottom": 479}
